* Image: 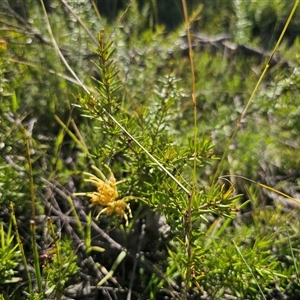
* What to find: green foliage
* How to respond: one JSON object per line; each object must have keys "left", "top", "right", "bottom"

{"left": 0, "top": 39, "right": 31, "bottom": 211}
{"left": 233, "top": 0, "right": 300, "bottom": 47}
{"left": 76, "top": 24, "right": 241, "bottom": 299}
{"left": 0, "top": 0, "right": 300, "bottom": 299}
{"left": 0, "top": 221, "right": 21, "bottom": 285}
{"left": 197, "top": 197, "right": 300, "bottom": 299}
{"left": 42, "top": 238, "right": 78, "bottom": 297}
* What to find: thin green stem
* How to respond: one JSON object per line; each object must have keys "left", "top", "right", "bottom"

{"left": 30, "top": 220, "right": 43, "bottom": 293}
{"left": 10, "top": 202, "right": 33, "bottom": 292}
{"left": 54, "top": 114, "right": 90, "bottom": 155}
{"left": 233, "top": 241, "right": 267, "bottom": 300}
{"left": 286, "top": 226, "right": 299, "bottom": 276}
{"left": 48, "top": 218, "right": 62, "bottom": 269}
{"left": 61, "top": 0, "right": 98, "bottom": 45}
{"left": 22, "top": 126, "right": 35, "bottom": 219}
{"left": 67, "top": 196, "right": 85, "bottom": 238}
{"left": 181, "top": 0, "right": 198, "bottom": 294}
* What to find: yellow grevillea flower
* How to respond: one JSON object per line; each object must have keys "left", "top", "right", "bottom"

{"left": 74, "top": 164, "right": 137, "bottom": 226}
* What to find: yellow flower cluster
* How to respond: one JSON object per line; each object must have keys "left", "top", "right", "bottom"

{"left": 75, "top": 165, "right": 136, "bottom": 226}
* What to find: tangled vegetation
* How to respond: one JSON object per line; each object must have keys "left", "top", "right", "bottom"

{"left": 0, "top": 0, "right": 300, "bottom": 299}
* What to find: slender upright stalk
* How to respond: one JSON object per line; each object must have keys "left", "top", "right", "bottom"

{"left": 10, "top": 202, "right": 33, "bottom": 293}
{"left": 22, "top": 126, "right": 35, "bottom": 219}
{"left": 30, "top": 220, "right": 43, "bottom": 293}
{"left": 181, "top": 0, "right": 198, "bottom": 294}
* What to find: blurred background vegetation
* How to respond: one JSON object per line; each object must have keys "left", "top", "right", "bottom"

{"left": 1, "top": 0, "right": 300, "bottom": 299}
